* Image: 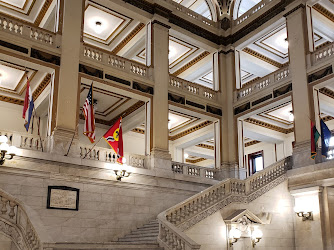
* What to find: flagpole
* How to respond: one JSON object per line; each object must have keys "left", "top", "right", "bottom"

{"left": 82, "top": 136, "right": 103, "bottom": 159}
{"left": 33, "top": 107, "right": 44, "bottom": 152}
{"left": 65, "top": 124, "right": 79, "bottom": 156}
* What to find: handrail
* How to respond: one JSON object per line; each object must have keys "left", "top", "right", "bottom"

{"left": 311, "top": 42, "right": 334, "bottom": 66}
{"left": 172, "top": 161, "right": 216, "bottom": 179}
{"left": 169, "top": 75, "right": 218, "bottom": 102}
{"left": 0, "top": 188, "right": 42, "bottom": 249}
{"left": 235, "top": 65, "right": 290, "bottom": 101}
{"left": 158, "top": 156, "right": 292, "bottom": 249}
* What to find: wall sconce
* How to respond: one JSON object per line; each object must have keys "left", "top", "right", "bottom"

{"left": 295, "top": 211, "right": 313, "bottom": 221}
{"left": 113, "top": 169, "right": 131, "bottom": 181}
{"left": 0, "top": 136, "right": 17, "bottom": 165}
{"left": 229, "top": 228, "right": 241, "bottom": 247}
{"left": 251, "top": 229, "right": 263, "bottom": 247}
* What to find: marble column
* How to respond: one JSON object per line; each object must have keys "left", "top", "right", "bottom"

{"left": 46, "top": 0, "right": 83, "bottom": 155}
{"left": 285, "top": 6, "right": 314, "bottom": 168}
{"left": 148, "top": 18, "right": 172, "bottom": 170}
{"left": 218, "top": 50, "right": 246, "bottom": 179}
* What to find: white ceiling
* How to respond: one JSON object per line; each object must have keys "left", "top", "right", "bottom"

{"left": 0, "top": 0, "right": 46, "bottom": 22}
{"left": 173, "top": 0, "right": 212, "bottom": 19}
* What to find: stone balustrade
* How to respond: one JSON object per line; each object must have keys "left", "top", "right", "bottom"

{"left": 79, "top": 144, "right": 146, "bottom": 168}
{"left": 233, "top": 0, "right": 273, "bottom": 26}
{"left": 236, "top": 65, "right": 290, "bottom": 101}
{"left": 311, "top": 42, "right": 334, "bottom": 66}
{"left": 172, "top": 162, "right": 216, "bottom": 180}
{"left": 0, "top": 189, "right": 41, "bottom": 250}
{"left": 169, "top": 75, "right": 217, "bottom": 102}
{"left": 0, "top": 14, "right": 60, "bottom": 48}
{"left": 158, "top": 157, "right": 292, "bottom": 249}
{"left": 82, "top": 45, "right": 150, "bottom": 80}
{"left": 161, "top": 0, "right": 217, "bottom": 28}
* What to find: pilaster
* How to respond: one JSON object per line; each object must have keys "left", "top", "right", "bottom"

{"left": 285, "top": 5, "right": 314, "bottom": 168}
{"left": 46, "top": 0, "right": 83, "bottom": 155}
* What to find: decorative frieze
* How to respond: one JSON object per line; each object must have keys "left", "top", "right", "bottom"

{"left": 169, "top": 121, "right": 213, "bottom": 141}
{"left": 244, "top": 118, "right": 294, "bottom": 134}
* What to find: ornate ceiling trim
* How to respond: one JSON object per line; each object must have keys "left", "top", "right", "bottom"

{"left": 34, "top": 0, "right": 53, "bottom": 26}
{"left": 319, "top": 87, "right": 334, "bottom": 99}
{"left": 245, "top": 140, "right": 260, "bottom": 147}
{"left": 33, "top": 73, "right": 51, "bottom": 100}
{"left": 132, "top": 127, "right": 145, "bottom": 134}
{"left": 242, "top": 48, "right": 283, "bottom": 68}
{"left": 0, "top": 94, "right": 23, "bottom": 105}
{"left": 111, "top": 23, "right": 145, "bottom": 55}
{"left": 169, "top": 120, "right": 213, "bottom": 141}
{"left": 172, "top": 51, "right": 210, "bottom": 76}
{"left": 245, "top": 117, "right": 294, "bottom": 134}
{"left": 186, "top": 157, "right": 206, "bottom": 163}
{"left": 313, "top": 3, "right": 334, "bottom": 23}
{"left": 196, "top": 143, "right": 214, "bottom": 150}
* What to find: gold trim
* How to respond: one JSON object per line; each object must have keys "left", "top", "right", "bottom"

{"left": 244, "top": 118, "right": 294, "bottom": 134}
{"left": 313, "top": 3, "right": 334, "bottom": 23}
{"left": 108, "top": 100, "right": 145, "bottom": 126}
{"left": 319, "top": 87, "right": 334, "bottom": 99}
{"left": 245, "top": 140, "right": 260, "bottom": 147}
{"left": 33, "top": 73, "right": 51, "bottom": 100}
{"left": 111, "top": 23, "right": 145, "bottom": 55}
{"left": 132, "top": 128, "right": 145, "bottom": 134}
{"left": 186, "top": 157, "right": 206, "bottom": 163}
{"left": 173, "top": 51, "right": 210, "bottom": 76}
{"left": 0, "top": 94, "right": 23, "bottom": 105}
{"left": 196, "top": 143, "right": 214, "bottom": 150}
{"left": 169, "top": 109, "right": 200, "bottom": 133}
{"left": 169, "top": 121, "right": 213, "bottom": 141}
{"left": 169, "top": 36, "right": 199, "bottom": 69}
{"left": 243, "top": 48, "right": 283, "bottom": 68}
{"left": 34, "top": 0, "right": 53, "bottom": 26}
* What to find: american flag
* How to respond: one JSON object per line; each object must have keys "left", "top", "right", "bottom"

{"left": 83, "top": 83, "right": 95, "bottom": 143}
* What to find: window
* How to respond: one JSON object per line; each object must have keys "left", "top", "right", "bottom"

{"left": 248, "top": 151, "right": 264, "bottom": 176}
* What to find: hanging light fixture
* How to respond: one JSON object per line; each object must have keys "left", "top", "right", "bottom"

{"left": 288, "top": 110, "right": 294, "bottom": 122}
{"left": 95, "top": 21, "right": 104, "bottom": 34}
{"left": 0, "top": 135, "right": 18, "bottom": 165}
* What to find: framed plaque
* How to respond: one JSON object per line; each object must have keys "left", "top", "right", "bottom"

{"left": 47, "top": 186, "right": 79, "bottom": 211}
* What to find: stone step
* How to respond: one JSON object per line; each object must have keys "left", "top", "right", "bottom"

{"left": 128, "top": 231, "right": 159, "bottom": 237}
{"left": 118, "top": 237, "right": 158, "bottom": 243}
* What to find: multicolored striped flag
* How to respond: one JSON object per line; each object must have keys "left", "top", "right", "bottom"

{"left": 311, "top": 120, "right": 320, "bottom": 159}
{"left": 320, "top": 119, "right": 331, "bottom": 157}
{"left": 83, "top": 83, "right": 95, "bottom": 143}
{"left": 22, "top": 76, "right": 34, "bottom": 132}
{"left": 103, "top": 117, "right": 123, "bottom": 164}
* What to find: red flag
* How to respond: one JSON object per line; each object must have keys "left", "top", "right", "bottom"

{"left": 103, "top": 117, "right": 123, "bottom": 164}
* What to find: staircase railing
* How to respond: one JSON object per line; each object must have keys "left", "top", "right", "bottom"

{"left": 157, "top": 156, "right": 292, "bottom": 250}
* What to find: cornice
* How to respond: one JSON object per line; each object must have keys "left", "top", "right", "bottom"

{"left": 313, "top": 3, "right": 334, "bottom": 23}
{"left": 319, "top": 87, "right": 334, "bottom": 99}
{"left": 111, "top": 23, "right": 145, "bottom": 55}
{"left": 33, "top": 73, "right": 51, "bottom": 100}
{"left": 243, "top": 48, "right": 284, "bottom": 68}
{"left": 172, "top": 51, "right": 210, "bottom": 76}
{"left": 34, "top": 0, "right": 53, "bottom": 26}
{"left": 196, "top": 143, "right": 214, "bottom": 150}
{"left": 283, "top": 3, "right": 305, "bottom": 17}
{"left": 245, "top": 140, "right": 261, "bottom": 147}
{"left": 0, "top": 95, "right": 23, "bottom": 105}
{"left": 132, "top": 128, "right": 145, "bottom": 134}
{"left": 245, "top": 117, "right": 294, "bottom": 134}
{"left": 186, "top": 157, "right": 206, "bottom": 163}
{"left": 169, "top": 121, "right": 213, "bottom": 141}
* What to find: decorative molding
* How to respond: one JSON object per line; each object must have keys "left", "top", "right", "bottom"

{"left": 34, "top": 0, "right": 53, "bottom": 26}
{"left": 0, "top": 95, "right": 24, "bottom": 105}
{"left": 111, "top": 23, "right": 145, "bottom": 55}
{"left": 283, "top": 3, "right": 305, "bottom": 18}
{"left": 186, "top": 157, "right": 206, "bottom": 163}
{"left": 132, "top": 128, "right": 145, "bottom": 134}
{"left": 243, "top": 48, "right": 283, "bottom": 68}
{"left": 33, "top": 73, "right": 51, "bottom": 100}
{"left": 172, "top": 51, "right": 210, "bottom": 76}
{"left": 245, "top": 140, "right": 261, "bottom": 147}
{"left": 244, "top": 118, "right": 294, "bottom": 134}
{"left": 319, "top": 87, "right": 334, "bottom": 99}
{"left": 109, "top": 100, "right": 145, "bottom": 126}
{"left": 169, "top": 121, "right": 212, "bottom": 141}
{"left": 178, "top": 175, "right": 287, "bottom": 231}
{"left": 313, "top": 3, "right": 334, "bottom": 23}
{"left": 196, "top": 143, "right": 214, "bottom": 150}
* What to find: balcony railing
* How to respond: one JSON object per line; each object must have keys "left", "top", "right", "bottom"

{"left": 169, "top": 75, "right": 218, "bottom": 102}
{"left": 82, "top": 45, "right": 151, "bottom": 81}
{"left": 172, "top": 162, "right": 216, "bottom": 180}
{"left": 0, "top": 14, "right": 61, "bottom": 49}
{"left": 311, "top": 42, "right": 334, "bottom": 66}
{"left": 158, "top": 156, "right": 292, "bottom": 250}
{"left": 236, "top": 65, "right": 290, "bottom": 101}
{"left": 233, "top": 0, "right": 273, "bottom": 26}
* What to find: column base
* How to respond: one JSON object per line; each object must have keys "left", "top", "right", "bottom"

{"left": 292, "top": 140, "right": 314, "bottom": 168}
{"left": 45, "top": 127, "right": 79, "bottom": 157}
{"left": 147, "top": 148, "right": 171, "bottom": 171}
{"left": 219, "top": 162, "right": 246, "bottom": 180}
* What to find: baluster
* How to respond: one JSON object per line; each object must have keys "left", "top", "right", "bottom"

{"left": 1, "top": 198, "right": 8, "bottom": 214}
{"left": 8, "top": 201, "right": 16, "bottom": 219}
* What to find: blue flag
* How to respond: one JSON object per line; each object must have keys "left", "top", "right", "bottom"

{"left": 320, "top": 119, "right": 331, "bottom": 157}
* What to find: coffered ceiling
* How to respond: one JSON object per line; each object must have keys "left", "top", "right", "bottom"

{"left": 173, "top": 0, "right": 212, "bottom": 19}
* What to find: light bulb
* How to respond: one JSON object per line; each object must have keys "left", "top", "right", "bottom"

{"left": 252, "top": 229, "right": 263, "bottom": 239}
{"left": 122, "top": 157, "right": 126, "bottom": 164}
{"left": 289, "top": 111, "right": 294, "bottom": 122}
{"left": 230, "top": 228, "right": 241, "bottom": 239}
{"left": 0, "top": 135, "right": 8, "bottom": 143}
{"left": 95, "top": 21, "right": 104, "bottom": 34}
{"left": 184, "top": 153, "right": 189, "bottom": 159}
{"left": 0, "top": 143, "right": 9, "bottom": 152}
